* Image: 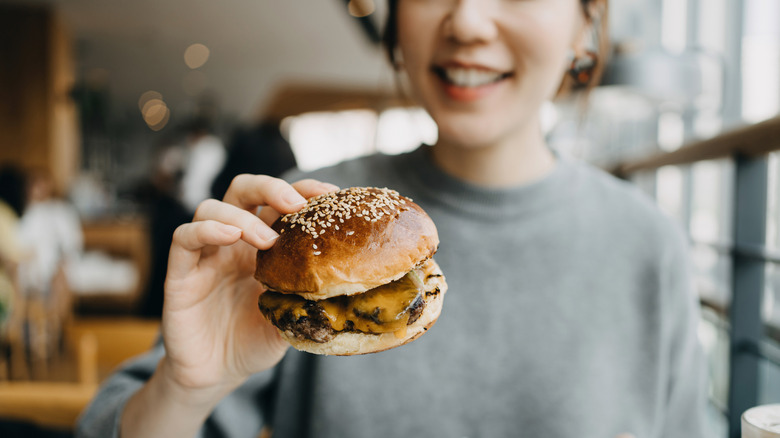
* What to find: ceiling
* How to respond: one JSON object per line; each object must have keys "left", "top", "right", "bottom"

{"left": 15, "top": 0, "right": 393, "bottom": 121}
{"left": 4, "top": 0, "right": 663, "bottom": 125}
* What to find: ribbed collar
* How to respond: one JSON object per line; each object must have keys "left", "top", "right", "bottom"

{"left": 394, "top": 145, "right": 582, "bottom": 221}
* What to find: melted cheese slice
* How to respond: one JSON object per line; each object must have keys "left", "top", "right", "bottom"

{"left": 260, "top": 266, "right": 429, "bottom": 335}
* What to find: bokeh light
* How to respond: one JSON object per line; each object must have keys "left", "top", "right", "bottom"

{"left": 138, "top": 91, "right": 170, "bottom": 131}
{"left": 184, "top": 43, "right": 210, "bottom": 69}
{"left": 137, "top": 90, "right": 163, "bottom": 112}
{"left": 347, "top": 0, "right": 374, "bottom": 17}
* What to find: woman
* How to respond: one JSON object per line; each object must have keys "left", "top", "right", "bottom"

{"left": 78, "top": 1, "right": 707, "bottom": 437}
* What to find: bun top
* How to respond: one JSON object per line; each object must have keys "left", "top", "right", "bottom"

{"left": 255, "top": 187, "right": 438, "bottom": 300}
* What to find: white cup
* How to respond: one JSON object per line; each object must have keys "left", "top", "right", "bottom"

{"left": 743, "top": 404, "right": 780, "bottom": 438}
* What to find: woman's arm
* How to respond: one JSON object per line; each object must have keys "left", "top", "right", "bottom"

{"left": 78, "top": 176, "right": 338, "bottom": 438}
{"left": 120, "top": 356, "right": 237, "bottom": 438}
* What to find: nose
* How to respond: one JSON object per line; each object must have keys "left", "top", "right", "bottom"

{"left": 444, "top": 0, "right": 499, "bottom": 45}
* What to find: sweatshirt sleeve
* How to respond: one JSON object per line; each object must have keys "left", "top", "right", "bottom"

{"left": 659, "top": 228, "right": 709, "bottom": 438}
{"left": 75, "top": 340, "right": 165, "bottom": 438}
{"left": 76, "top": 339, "right": 279, "bottom": 438}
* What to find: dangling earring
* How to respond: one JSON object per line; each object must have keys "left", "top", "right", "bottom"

{"left": 568, "top": 50, "right": 598, "bottom": 87}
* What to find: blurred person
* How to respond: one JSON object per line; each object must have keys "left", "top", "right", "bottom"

{"left": 78, "top": 1, "right": 708, "bottom": 437}
{"left": 210, "top": 120, "right": 297, "bottom": 201}
{"left": 15, "top": 170, "right": 82, "bottom": 372}
{"left": 135, "top": 142, "right": 191, "bottom": 318}
{"left": 0, "top": 165, "right": 27, "bottom": 378}
{"left": 0, "top": 165, "right": 26, "bottom": 270}
{"left": 180, "top": 118, "right": 226, "bottom": 213}
{"left": 0, "top": 166, "right": 26, "bottom": 327}
{"left": 17, "top": 170, "right": 83, "bottom": 298}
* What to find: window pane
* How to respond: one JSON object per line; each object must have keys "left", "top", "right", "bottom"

{"left": 689, "top": 159, "right": 734, "bottom": 245}
{"left": 375, "top": 107, "right": 437, "bottom": 155}
{"left": 656, "top": 164, "right": 686, "bottom": 225}
{"left": 693, "top": 243, "right": 732, "bottom": 309}
{"left": 699, "top": 308, "right": 729, "bottom": 437}
{"left": 765, "top": 263, "right": 780, "bottom": 333}
{"left": 759, "top": 353, "right": 780, "bottom": 405}
{"left": 284, "top": 109, "right": 378, "bottom": 171}
{"left": 697, "top": 0, "right": 727, "bottom": 53}
{"left": 767, "top": 152, "right": 780, "bottom": 252}
{"left": 742, "top": 0, "right": 780, "bottom": 122}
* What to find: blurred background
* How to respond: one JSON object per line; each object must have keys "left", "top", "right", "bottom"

{"left": 0, "top": 0, "right": 778, "bottom": 437}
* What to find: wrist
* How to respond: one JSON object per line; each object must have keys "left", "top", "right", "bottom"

{"left": 155, "top": 356, "right": 243, "bottom": 409}
{"left": 120, "top": 359, "right": 240, "bottom": 438}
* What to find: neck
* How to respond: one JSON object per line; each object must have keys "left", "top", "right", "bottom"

{"left": 430, "top": 122, "right": 556, "bottom": 188}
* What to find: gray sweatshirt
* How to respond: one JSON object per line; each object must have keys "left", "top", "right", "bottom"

{"left": 77, "top": 146, "right": 707, "bottom": 438}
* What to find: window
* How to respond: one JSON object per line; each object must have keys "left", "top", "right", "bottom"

{"left": 282, "top": 107, "right": 436, "bottom": 172}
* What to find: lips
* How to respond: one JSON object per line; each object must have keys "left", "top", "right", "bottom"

{"left": 432, "top": 65, "right": 513, "bottom": 102}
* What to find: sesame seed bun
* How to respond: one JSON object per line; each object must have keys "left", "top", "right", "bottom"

{"left": 255, "top": 187, "right": 439, "bottom": 300}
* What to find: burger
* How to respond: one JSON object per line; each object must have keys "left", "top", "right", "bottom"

{"left": 255, "top": 187, "right": 446, "bottom": 356}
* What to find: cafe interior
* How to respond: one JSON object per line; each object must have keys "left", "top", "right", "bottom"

{"left": 1, "top": 0, "right": 779, "bottom": 437}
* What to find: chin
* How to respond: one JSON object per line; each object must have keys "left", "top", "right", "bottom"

{"left": 434, "top": 105, "right": 540, "bottom": 151}
{"left": 436, "top": 120, "right": 511, "bottom": 151}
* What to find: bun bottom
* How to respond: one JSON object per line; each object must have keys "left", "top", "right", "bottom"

{"left": 278, "top": 261, "right": 447, "bottom": 356}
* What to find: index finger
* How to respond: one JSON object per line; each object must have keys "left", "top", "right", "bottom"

{"left": 258, "top": 179, "right": 340, "bottom": 225}
{"left": 222, "top": 174, "right": 307, "bottom": 213}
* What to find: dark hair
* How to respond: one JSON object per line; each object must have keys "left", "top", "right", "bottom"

{"left": 383, "top": 0, "right": 609, "bottom": 95}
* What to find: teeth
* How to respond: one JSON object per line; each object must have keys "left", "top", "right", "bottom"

{"left": 444, "top": 68, "right": 504, "bottom": 87}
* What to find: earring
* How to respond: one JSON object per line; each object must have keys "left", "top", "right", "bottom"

{"left": 568, "top": 50, "right": 598, "bottom": 87}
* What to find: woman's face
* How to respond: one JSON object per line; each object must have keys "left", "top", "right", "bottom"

{"left": 396, "top": 0, "right": 586, "bottom": 149}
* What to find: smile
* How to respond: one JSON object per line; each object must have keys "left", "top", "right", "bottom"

{"left": 433, "top": 66, "right": 513, "bottom": 88}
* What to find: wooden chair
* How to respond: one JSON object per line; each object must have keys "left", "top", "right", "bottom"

{"left": 0, "top": 317, "right": 159, "bottom": 430}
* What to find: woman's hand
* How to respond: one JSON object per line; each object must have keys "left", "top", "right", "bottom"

{"left": 122, "top": 176, "right": 339, "bottom": 438}
{"left": 158, "top": 175, "right": 338, "bottom": 398}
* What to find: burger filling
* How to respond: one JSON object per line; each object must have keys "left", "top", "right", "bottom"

{"left": 259, "top": 261, "right": 438, "bottom": 343}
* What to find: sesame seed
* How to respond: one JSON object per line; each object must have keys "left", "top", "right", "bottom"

{"left": 276, "top": 187, "right": 411, "bottom": 239}
{"left": 313, "top": 251, "right": 321, "bottom": 255}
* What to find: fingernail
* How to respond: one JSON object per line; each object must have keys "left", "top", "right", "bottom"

{"left": 319, "top": 183, "right": 340, "bottom": 192}
{"left": 256, "top": 224, "right": 279, "bottom": 242}
{"left": 283, "top": 190, "right": 307, "bottom": 207}
{"left": 219, "top": 224, "right": 241, "bottom": 237}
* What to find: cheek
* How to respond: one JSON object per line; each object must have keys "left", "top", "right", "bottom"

{"left": 396, "top": 7, "right": 443, "bottom": 104}
{"left": 509, "top": 8, "right": 579, "bottom": 77}
{"left": 396, "top": 7, "right": 432, "bottom": 69}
